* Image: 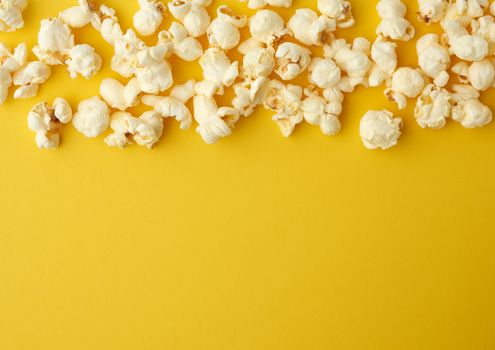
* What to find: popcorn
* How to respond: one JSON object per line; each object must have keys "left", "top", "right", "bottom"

{"left": 416, "top": 34, "right": 450, "bottom": 87}
{"left": 0, "top": 42, "right": 27, "bottom": 73}
{"left": 471, "top": 15, "right": 495, "bottom": 55}
{"left": 0, "top": 0, "right": 27, "bottom": 32}
{"left": 275, "top": 42, "right": 311, "bottom": 81}
{"left": 249, "top": 10, "right": 291, "bottom": 46}
{"left": 360, "top": 109, "right": 402, "bottom": 150}
{"left": 72, "top": 96, "right": 110, "bottom": 137}
{"left": 104, "top": 111, "right": 163, "bottom": 148}
{"left": 90, "top": 4, "right": 123, "bottom": 45}
{"left": 111, "top": 30, "right": 146, "bottom": 78}
{"left": 308, "top": 58, "right": 341, "bottom": 89}
{"left": 385, "top": 67, "right": 425, "bottom": 109}
{"left": 27, "top": 98, "right": 72, "bottom": 149}
{"left": 207, "top": 6, "right": 247, "bottom": 51}
{"left": 317, "top": 0, "right": 355, "bottom": 28}
{"left": 417, "top": 0, "right": 448, "bottom": 24}
{"left": 66, "top": 44, "right": 102, "bottom": 79}
{"left": 12, "top": 61, "right": 51, "bottom": 99}
{"left": 0, "top": 67, "right": 11, "bottom": 104}
{"left": 467, "top": 59, "right": 495, "bottom": 91}
{"left": 263, "top": 80, "right": 304, "bottom": 137}
{"left": 135, "top": 45, "right": 174, "bottom": 94}
{"left": 169, "top": 1, "right": 210, "bottom": 38}
{"left": 193, "top": 94, "right": 240, "bottom": 144}
{"left": 133, "top": 0, "right": 166, "bottom": 36}
{"left": 369, "top": 36, "right": 397, "bottom": 87}
{"left": 241, "top": 46, "right": 275, "bottom": 79}
{"left": 232, "top": 76, "right": 271, "bottom": 117}
{"left": 157, "top": 22, "right": 203, "bottom": 61}
{"left": 141, "top": 80, "right": 195, "bottom": 129}
{"left": 414, "top": 84, "right": 452, "bottom": 128}
{"left": 99, "top": 78, "right": 142, "bottom": 111}
{"left": 451, "top": 84, "right": 492, "bottom": 128}
{"left": 376, "top": 0, "right": 415, "bottom": 41}
{"left": 59, "top": 0, "right": 93, "bottom": 28}
{"left": 33, "top": 18, "right": 75, "bottom": 65}
{"left": 287, "top": 9, "right": 336, "bottom": 46}
{"left": 451, "top": 34, "right": 489, "bottom": 61}
{"left": 199, "top": 48, "right": 239, "bottom": 94}
{"left": 302, "top": 87, "right": 342, "bottom": 135}
{"left": 240, "top": 0, "right": 292, "bottom": 10}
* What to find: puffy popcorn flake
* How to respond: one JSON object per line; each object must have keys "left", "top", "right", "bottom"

{"left": 452, "top": 99, "right": 492, "bottom": 128}
{"left": 241, "top": 46, "right": 275, "bottom": 79}
{"left": 133, "top": 0, "right": 166, "bottom": 36}
{"left": 100, "top": 78, "right": 142, "bottom": 111}
{"left": 451, "top": 61, "right": 470, "bottom": 83}
{"left": 0, "top": 0, "right": 27, "bottom": 32}
{"left": 72, "top": 96, "right": 110, "bottom": 138}
{"left": 157, "top": 22, "right": 202, "bottom": 62}
{"left": 111, "top": 29, "right": 146, "bottom": 78}
{"left": 275, "top": 42, "right": 311, "bottom": 81}
{"left": 375, "top": 0, "right": 415, "bottom": 40}
{"left": 65, "top": 44, "right": 102, "bottom": 79}
{"left": 232, "top": 76, "right": 271, "bottom": 117}
{"left": 468, "top": 59, "right": 495, "bottom": 91}
{"left": 451, "top": 34, "right": 489, "bottom": 61}
{"left": 136, "top": 58, "right": 173, "bottom": 94}
{"left": 414, "top": 84, "right": 452, "bottom": 129}
{"left": 385, "top": 67, "right": 425, "bottom": 110}
{"left": 0, "top": 42, "right": 27, "bottom": 73}
{"left": 105, "top": 111, "right": 164, "bottom": 149}
{"left": 287, "top": 9, "right": 336, "bottom": 47}
{"left": 33, "top": 18, "right": 75, "bottom": 65}
{"left": 360, "top": 109, "right": 402, "bottom": 150}
{"left": 471, "top": 16, "right": 495, "bottom": 54}
{"left": 330, "top": 39, "right": 371, "bottom": 89}
{"left": 180, "top": 3, "right": 210, "bottom": 38}
{"left": 27, "top": 98, "right": 72, "bottom": 149}
{"left": 193, "top": 94, "right": 240, "bottom": 144}
{"left": 416, "top": 34, "right": 450, "bottom": 85}
{"left": 207, "top": 6, "right": 246, "bottom": 51}
{"left": 417, "top": 0, "right": 448, "bottom": 24}
{"left": 302, "top": 88, "right": 342, "bottom": 136}
{"left": 369, "top": 36, "right": 397, "bottom": 87}
{"left": 240, "top": 0, "right": 292, "bottom": 10}
{"left": 263, "top": 80, "right": 304, "bottom": 137}
{"left": 199, "top": 48, "right": 239, "bottom": 90}
{"left": 308, "top": 58, "right": 341, "bottom": 89}
{"left": 59, "top": 1, "right": 93, "bottom": 28}
{"left": 317, "top": 0, "right": 355, "bottom": 28}
{"left": 456, "top": 0, "right": 488, "bottom": 19}
{"left": 0, "top": 67, "right": 12, "bottom": 104}
{"left": 249, "top": 10, "right": 291, "bottom": 46}
{"left": 12, "top": 61, "right": 51, "bottom": 99}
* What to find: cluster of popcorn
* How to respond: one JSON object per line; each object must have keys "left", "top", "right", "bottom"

{"left": 1, "top": 0, "right": 495, "bottom": 150}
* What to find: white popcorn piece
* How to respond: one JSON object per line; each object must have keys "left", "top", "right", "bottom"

{"left": 241, "top": 46, "right": 275, "bottom": 79}
{"left": 240, "top": 0, "right": 292, "bottom": 10}
{"left": 65, "top": 44, "right": 102, "bottom": 79}
{"left": 451, "top": 84, "right": 492, "bottom": 128}
{"left": 287, "top": 9, "right": 336, "bottom": 46}
{"left": 414, "top": 84, "right": 452, "bottom": 128}
{"left": 111, "top": 30, "right": 146, "bottom": 78}
{"left": 263, "top": 80, "right": 304, "bottom": 137}
{"left": 207, "top": 6, "right": 246, "bottom": 51}
{"left": 105, "top": 111, "right": 163, "bottom": 148}
{"left": 0, "top": 0, "right": 27, "bottom": 32}
{"left": 308, "top": 58, "right": 341, "bottom": 89}
{"left": 416, "top": 34, "right": 450, "bottom": 86}
{"left": 33, "top": 18, "right": 75, "bottom": 65}
{"left": 158, "top": 22, "right": 203, "bottom": 61}
{"left": 172, "top": 2, "right": 210, "bottom": 38}
{"left": 467, "top": 59, "right": 495, "bottom": 91}
{"left": 12, "top": 61, "right": 51, "bottom": 99}
{"left": 275, "top": 42, "right": 311, "bottom": 81}
{"left": 0, "top": 67, "right": 12, "bottom": 104}
{"left": 369, "top": 36, "right": 397, "bottom": 87}
{"left": 0, "top": 42, "right": 27, "bottom": 73}
{"left": 99, "top": 78, "right": 142, "bottom": 111}
{"left": 317, "top": 0, "right": 355, "bottom": 28}
{"left": 451, "top": 61, "right": 470, "bottom": 83}
{"left": 92, "top": 5, "right": 123, "bottom": 45}
{"left": 360, "top": 109, "right": 402, "bottom": 150}
{"left": 142, "top": 80, "right": 195, "bottom": 129}
{"left": 455, "top": 0, "right": 488, "bottom": 19}
{"left": 302, "top": 87, "right": 342, "bottom": 136}
{"left": 471, "top": 15, "right": 495, "bottom": 55}
{"left": 376, "top": 0, "right": 415, "bottom": 41}
{"left": 491, "top": 1, "right": 495, "bottom": 15}
{"left": 451, "top": 34, "right": 489, "bottom": 61}
{"left": 135, "top": 45, "right": 174, "bottom": 94}
{"left": 59, "top": 0, "right": 93, "bottom": 28}
{"left": 385, "top": 67, "right": 425, "bottom": 110}
{"left": 193, "top": 94, "right": 240, "bottom": 144}
{"left": 199, "top": 48, "right": 239, "bottom": 93}
{"left": 72, "top": 96, "right": 110, "bottom": 137}
{"left": 417, "top": 0, "right": 449, "bottom": 24}
{"left": 133, "top": 0, "right": 166, "bottom": 36}
{"left": 232, "top": 76, "right": 271, "bottom": 117}
{"left": 249, "top": 10, "right": 291, "bottom": 46}
{"left": 27, "top": 98, "right": 72, "bottom": 149}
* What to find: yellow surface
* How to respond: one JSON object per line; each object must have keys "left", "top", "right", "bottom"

{"left": 1, "top": 0, "right": 495, "bottom": 349}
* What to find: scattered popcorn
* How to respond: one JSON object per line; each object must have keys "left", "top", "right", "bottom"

{"left": 0, "top": 0, "right": 27, "bottom": 32}
{"left": 360, "top": 109, "right": 402, "bottom": 150}
{"left": 451, "top": 84, "right": 492, "bottom": 128}
{"left": 416, "top": 34, "right": 450, "bottom": 87}
{"left": 199, "top": 48, "right": 239, "bottom": 94}
{"left": 376, "top": 0, "right": 415, "bottom": 41}
{"left": 240, "top": 45, "right": 275, "bottom": 79}
{"left": 66, "top": 44, "right": 102, "bottom": 79}
{"left": 308, "top": 58, "right": 341, "bottom": 89}
{"left": 59, "top": 0, "right": 92, "bottom": 28}
{"left": 105, "top": 111, "right": 163, "bottom": 148}
{"left": 12, "top": 61, "right": 51, "bottom": 99}
{"left": 240, "top": 0, "right": 292, "bottom": 10}
{"left": 133, "top": 0, "right": 166, "bottom": 37}
{"left": 169, "top": 1, "right": 210, "bottom": 38}
{"left": 414, "top": 84, "right": 452, "bottom": 128}
{"left": 248, "top": 10, "right": 291, "bottom": 46}
{"left": 232, "top": 76, "right": 271, "bottom": 117}
{"left": 385, "top": 67, "right": 425, "bottom": 109}
{"left": 135, "top": 45, "right": 174, "bottom": 94}
{"left": 72, "top": 96, "right": 110, "bottom": 137}
{"left": 27, "top": 98, "right": 72, "bottom": 149}
{"left": 275, "top": 42, "right": 311, "bottom": 81}
{"left": 302, "top": 87, "right": 342, "bottom": 135}
{"left": 100, "top": 78, "right": 142, "bottom": 111}
{"left": 417, "top": 0, "right": 448, "bottom": 24}
{"left": 158, "top": 22, "right": 203, "bottom": 61}
{"left": 317, "top": 0, "right": 355, "bottom": 28}
{"left": 467, "top": 59, "right": 495, "bottom": 91}
{"left": 207, "top": 6, "right": 246, "bottom": 51}
{"left": 369, "top": 36, "right": 397, "bottom": 87}
{"left": 287, "top": 9, "right": 336, "bottom": 46}
{"left": 33, "top": 18, "right": 75, "bottom": 65}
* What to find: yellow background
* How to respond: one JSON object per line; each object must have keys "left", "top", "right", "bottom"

{"left": 1, "top": 0, "right": 495, "bottom": 349}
